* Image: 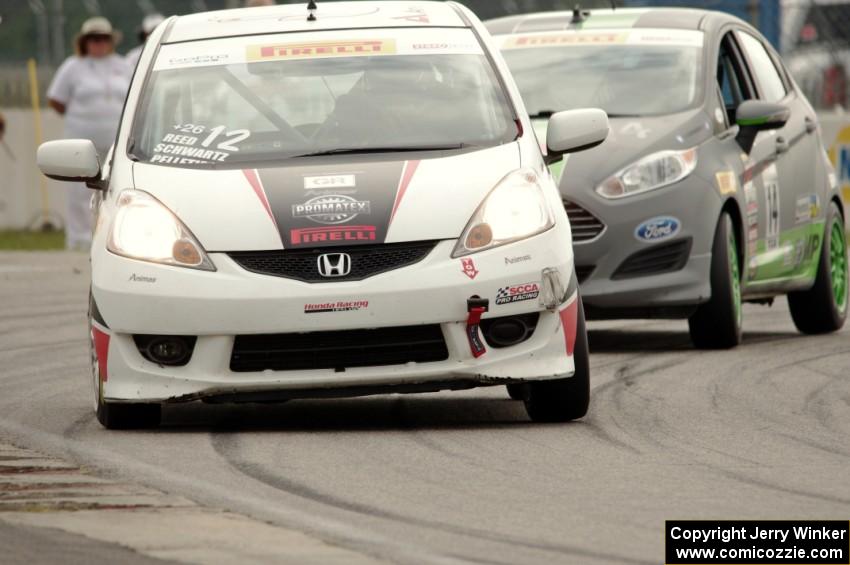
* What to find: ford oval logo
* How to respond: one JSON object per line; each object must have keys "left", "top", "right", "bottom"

{"left": 634, "top": 216, "right": 681, "bottom": 242}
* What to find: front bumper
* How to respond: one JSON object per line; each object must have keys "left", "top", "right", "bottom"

{"left": 565, "top": 175, "right": 720, "bottom": 317}
{"left": 91, "top": 233, "right": 579, "bottom": 403}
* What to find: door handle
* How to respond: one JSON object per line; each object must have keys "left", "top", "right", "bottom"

{"left": 805, "top": 117, "right": 817, "bottom": 134}
{"left": 776, "top": 136, "right": 789, "bottom": 154}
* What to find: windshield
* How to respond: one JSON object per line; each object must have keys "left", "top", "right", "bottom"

{"left": 500, "top": 29, "right": 704, "bottom": 117}
{"left": 130, "top": 28, "right": 517, "bottom": 168}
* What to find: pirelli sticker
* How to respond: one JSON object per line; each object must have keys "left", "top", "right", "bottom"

{"left": 247, "top": 39, "right": 397, "bottom": 61}
{"left": 501, "top": 28, "right": 703, "bottom": 50}
{"left": 503, "top": 32, "right": 627, "bottom": 49}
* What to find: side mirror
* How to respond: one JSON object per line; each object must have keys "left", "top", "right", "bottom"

{"left": 735, "top": 100, "right": 790, "bottom": 154}
{"left": 37, "top": 139, "right": 104, "bottom": 189}
{"left": 545, "top": 108, "right": 609, "bottom": 164}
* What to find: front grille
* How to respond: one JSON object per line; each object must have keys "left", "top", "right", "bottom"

{"left": 575, "top": 265, "right": 595, "bottom": 283}
{"left": 612, "top": 238, "right": 693, "bottom": 280}
{"left": 230, "top": 325, "right": 449, "bottom": 372}
{"left": 564, "top": 200, "right": 605, "bottom": 242}
{"left": 228, "top": 240, "right": 438, "bottom": 282}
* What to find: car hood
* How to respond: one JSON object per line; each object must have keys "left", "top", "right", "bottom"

{"left": 131, "top": 143, "right": 520, "bottom": 252}
{"left": 533, "top": 110, "right": 712, "bottom": 197}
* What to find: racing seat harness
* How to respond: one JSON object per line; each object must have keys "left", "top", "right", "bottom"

{"left": 466, "top": 297, "right": 489, "bottom": 358}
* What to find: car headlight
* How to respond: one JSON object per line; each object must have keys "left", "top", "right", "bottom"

{"left": 596, "top": 148, "right": 697, "bottom": 199}
{"left": 107, "top": 190, "right": 215, "bottom": 271}
{"left": 452, "top": 168, "right": 554, "bottom": 258}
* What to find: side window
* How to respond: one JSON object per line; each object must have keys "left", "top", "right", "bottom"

{"left": 737, "top": 31, "right": 787, "bottom": 103}
{"left": 716, "top": 33, "right": 753, "bottom": 123}
{"left": 767, "top": 49, "right": 793, "bottom": 94}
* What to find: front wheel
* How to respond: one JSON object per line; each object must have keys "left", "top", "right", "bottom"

{"left": 524, "top": 296, "right": 590, "bottom": 422}
{"left": 788, "top": 201, "right": 848, "bottom": 334}
{"left": 688, "top": 212, "right": 742, "bottom": 349}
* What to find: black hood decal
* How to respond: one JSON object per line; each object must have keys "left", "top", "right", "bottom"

{"left": 255, "top": 160, "right": 416, "bottom": 249}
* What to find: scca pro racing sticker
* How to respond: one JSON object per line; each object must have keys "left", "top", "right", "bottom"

{"left": 496, "top": 282, "right": 540, "bottom": 305}
{"left": 304, "top": 300, "right": 369, "bottom": 314}
{"left": 634, "top": 216, "right": 681, "bottom": 243}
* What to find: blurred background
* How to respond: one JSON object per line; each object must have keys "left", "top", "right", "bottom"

{"left": 3, "top": 1, "right": 845, "bottom": 109}
{"left": 0, "top": 0, "right": 848, "bottom": 240}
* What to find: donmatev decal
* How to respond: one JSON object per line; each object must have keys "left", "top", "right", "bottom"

{"left": 292, "top": 195, "right": 371, "bottom": 224}
{"left": 256, "top": 160, "right": 410, "bottom": 248}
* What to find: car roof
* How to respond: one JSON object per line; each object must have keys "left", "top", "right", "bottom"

{"left": 163, "top": 1, "right": 467, "bottom": 44}
{"left": 486, "top": 7, "right": 742, "bottom": 36}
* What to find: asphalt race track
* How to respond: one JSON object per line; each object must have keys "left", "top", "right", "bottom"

{"left": 1, "top": 252, "right": 848, "bottom": 565}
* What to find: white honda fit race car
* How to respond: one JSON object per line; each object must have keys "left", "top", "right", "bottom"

{"left": 37, "top": 1, "right": 608, "bottom": 429}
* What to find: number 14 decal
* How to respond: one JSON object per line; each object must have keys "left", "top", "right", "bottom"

{"left": 765, "top": 180, "right": 780, "bottom": 250}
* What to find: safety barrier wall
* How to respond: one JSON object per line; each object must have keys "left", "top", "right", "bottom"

{"left": 0, "top": 109, "right": 67, "bottom": 230}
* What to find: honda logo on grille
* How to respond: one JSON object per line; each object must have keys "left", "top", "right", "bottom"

{"left": 317, "top": 253, "right": 352, "bottom": 277}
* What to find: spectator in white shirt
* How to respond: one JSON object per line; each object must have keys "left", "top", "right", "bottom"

{"left": 47, "top": 17, "right": 132, "bottom": 251}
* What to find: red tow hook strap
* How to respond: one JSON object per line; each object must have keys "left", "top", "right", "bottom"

{"left": 466, "top": 297, "right": 489, "bottom": 358}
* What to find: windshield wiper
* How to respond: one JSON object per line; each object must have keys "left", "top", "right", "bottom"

{"left": 292, "top": 144, "right": 474, "bottom": 158}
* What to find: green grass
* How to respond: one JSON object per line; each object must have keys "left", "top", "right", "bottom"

{"left": 0, "top": 230, "right": 65, "bottom": 250}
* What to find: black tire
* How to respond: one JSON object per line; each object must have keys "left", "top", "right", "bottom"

{"left": 524, "top": 296, "right": 590, "bottom": 422}
{"left": 788, "top": 201, "right": 848, "bottom": 334}
{"left": 506, "top": 384, "right": 528, "bottom": 400}
{"left": 688, "top": 212, "right": 742, "bottom": 349}
{"left": 89, "top": 294, "right": 161, "bottom": 430}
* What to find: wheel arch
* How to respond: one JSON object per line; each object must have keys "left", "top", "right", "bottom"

{"left": 830, "top": 194, "right": 845, "bottom": 222}
{"left": 721, "top": 197, "right": 744, "bottom": 273}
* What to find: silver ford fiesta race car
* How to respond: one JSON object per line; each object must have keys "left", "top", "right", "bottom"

{"left": 37, "top": 1, "right": 611, "bottom": 428}
{"left": 488, "top": 7, "right": 848, "bottom": 348}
